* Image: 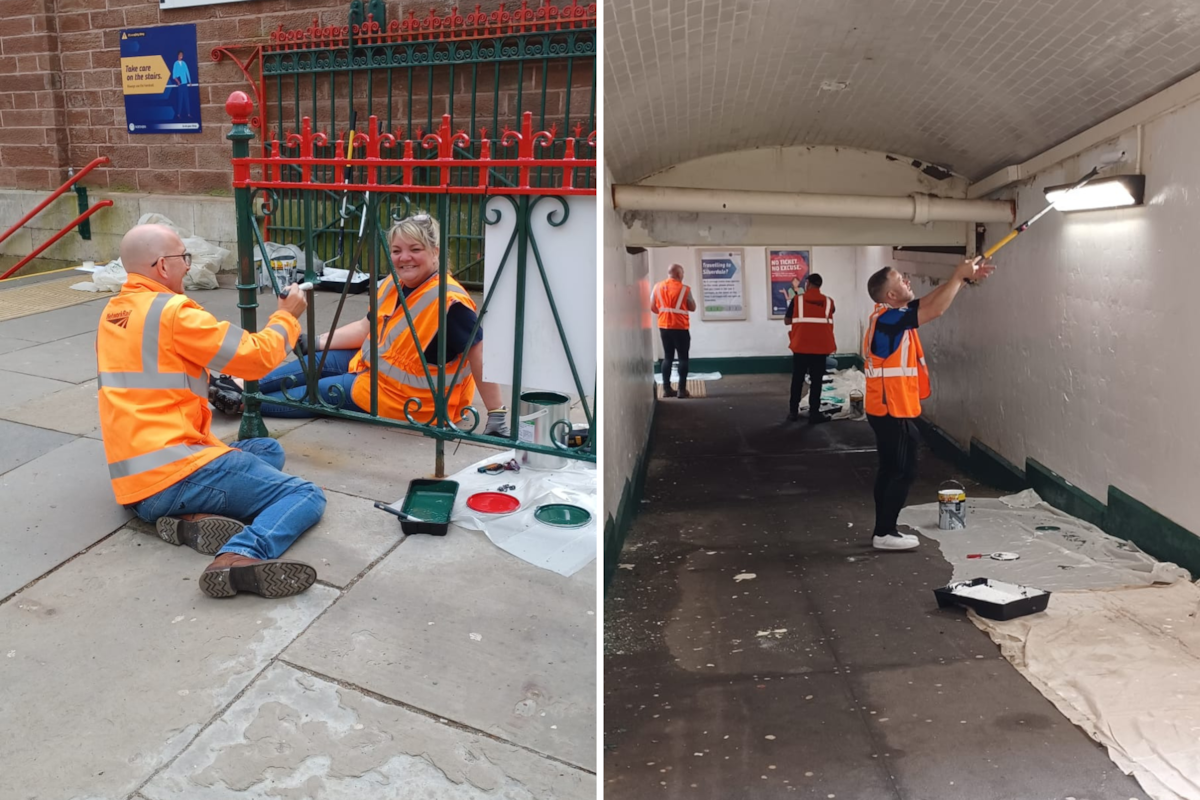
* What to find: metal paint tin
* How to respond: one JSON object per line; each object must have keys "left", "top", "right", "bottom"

{"left": 938, "top": 480, "right": 967, "bottom": 530}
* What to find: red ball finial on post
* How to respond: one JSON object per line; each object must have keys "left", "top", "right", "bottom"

{"left": 226, "top": 91, "right": 253, "bottom": 124}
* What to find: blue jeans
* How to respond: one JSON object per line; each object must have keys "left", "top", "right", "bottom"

{"left": 130, "top": 438, "right": 326, "bottom": 561}
{"left": 257, "top": 349, "right": 363, "bottom": 418}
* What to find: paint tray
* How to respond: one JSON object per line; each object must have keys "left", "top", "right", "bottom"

{"left": 383, "top": 479, "right": 458, "bottom": 536}
{"left": 933, "top": 577, "right": 1051, "bottom": 621}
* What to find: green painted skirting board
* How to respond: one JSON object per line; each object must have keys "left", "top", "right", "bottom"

{"left": 1105, "top": 487, "right": 1200, "bottom": 579}
{"left": 653, "top": 353, "right": 863, "bottom": 375}
{"left": 969, "top": 438, "right": 1028, "bottom": 493}
{"left": 917, "top": 423, "right": 1200, "bottom": 579}
{"left": 604, "top": 403, "right": 657, "bottom": 592}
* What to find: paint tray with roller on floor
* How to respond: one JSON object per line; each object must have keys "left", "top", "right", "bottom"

{"left": 934, "top": 577, "right": 1051, "bottom": 621}
{"left": 374, "top": 479, "right": 459, "bottom": 536}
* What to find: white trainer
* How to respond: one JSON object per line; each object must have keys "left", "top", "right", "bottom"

{"left": 872, "top": 532, "right": 920, "bottom": 551}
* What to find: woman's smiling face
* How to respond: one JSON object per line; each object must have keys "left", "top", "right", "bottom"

{"left": 390, "top": 232, "right": 437, "bottom": 287}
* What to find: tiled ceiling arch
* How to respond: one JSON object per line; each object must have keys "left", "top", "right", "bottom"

{"left": 604, "top": 0, "right": 1200, "bottom": 183}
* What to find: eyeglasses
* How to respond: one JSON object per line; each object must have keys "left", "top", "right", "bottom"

{"left": 159, "top": 252, "right": 192, "bottom": 267}
{"left": 408, "top": 213, "right": 433, "bottom": 225}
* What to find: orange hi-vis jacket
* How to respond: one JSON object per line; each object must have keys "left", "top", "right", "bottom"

{"left": 788, "top": 285, "right": 836, "bottom": 355}
{"left": 97, "top": 274, "right": 300, "bottom": 505}
{"left": 348, "top": 273, "right": 478, "bottom": 423}
{"left": 862, "top": 303, "right": 930, "bottom": 418}
{"left": 652, "top": 279, "right": 691, "bottom": 330}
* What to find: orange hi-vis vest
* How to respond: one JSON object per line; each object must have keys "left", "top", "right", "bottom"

{"left": 348, "top": 273, "right": 478, "bottom": 423}
{"left": 653, "top": 279, "right": 691, "bottom": 330}
{"left": 862, "top": 303, "right": 931, "bottom": 418}
{"left": 789, "top": 286, "right": 836, "bottom": 355}
{"left": 96, "top": 274, "right": 300, "bottom": 505}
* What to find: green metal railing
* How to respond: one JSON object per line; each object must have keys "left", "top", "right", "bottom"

{"left": 243, "top": 0, "right": 597, "bottom": 288}
{"left": 224, "top": 93, "right": 596, "bottom": 475}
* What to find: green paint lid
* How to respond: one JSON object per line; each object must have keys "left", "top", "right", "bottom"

{"left": 534, "top": 503, "right": 592, "bottom": 528}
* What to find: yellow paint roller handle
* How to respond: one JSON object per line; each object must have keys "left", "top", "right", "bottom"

{"left": 983, "top": 229, "right": 1019, "bottom": 259}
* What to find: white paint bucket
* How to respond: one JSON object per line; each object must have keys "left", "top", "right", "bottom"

{"left": 938, "top": 481, "right": 966, "bottom": 530}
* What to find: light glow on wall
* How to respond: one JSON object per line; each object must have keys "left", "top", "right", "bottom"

{"left": 1044, "top": 175, "right": 1146, "bottom": 212}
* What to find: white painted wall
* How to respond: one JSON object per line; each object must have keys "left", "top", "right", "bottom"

{"left": 602, "top": 167, "right": 655, "bottom": 523}
{"left": 908, "top": 99, "right": 1200, "bottom": 534}
{"left": 648, "top": 245, "right": 884, "bottom": 359}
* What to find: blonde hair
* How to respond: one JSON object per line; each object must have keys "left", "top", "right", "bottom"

{"left": 388, "top": 214, "right": 440, "bottom": 253}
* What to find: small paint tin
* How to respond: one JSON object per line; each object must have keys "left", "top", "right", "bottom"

{"left": 938, "top": 481, "right": 967, "bottom": 530}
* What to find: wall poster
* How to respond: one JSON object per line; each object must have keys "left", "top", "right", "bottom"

{"left": 766, "top": 248, "right": 812, "bottom": 319}
{"left": 697, "top": 249, "right": 746, "bottom": 321}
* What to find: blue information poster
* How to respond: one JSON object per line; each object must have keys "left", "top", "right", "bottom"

{"left": 119, "top": 24, "right": 201, "bottom": 134}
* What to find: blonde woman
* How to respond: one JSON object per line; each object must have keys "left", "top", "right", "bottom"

{"left": 256, "top": 214, "right": 508, "bottom": 434}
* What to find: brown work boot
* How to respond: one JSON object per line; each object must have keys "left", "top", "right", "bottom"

{"left": 678, "top": 386, "right": 691, "bottom": 399}
{"left": 157, "top": 513, "right": 246, "bottom": 555}
{"left": 661, "top": 385, "right": 677, "bottom": 398}
{"left": 199, "top": 552, "right": 317, "bottom": 599}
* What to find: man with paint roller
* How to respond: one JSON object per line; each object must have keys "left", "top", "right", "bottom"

{"left": 862, "top": 257, "right": 994, "bottom": 551}
{"left": 96, "top": 223, "right": 326, "bottom": 598}
{"left": 650, "top": 263, "right": 697, "bottom": 398}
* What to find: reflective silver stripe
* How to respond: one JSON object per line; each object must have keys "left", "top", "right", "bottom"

{"left": 108, "top": 443, "right": 213, "bottom": 480}
{"left": 879, "top": 367, "right": 918, "bottom": 377}
{"left": 207, "top": 323, "right": 245, "bottom": 373}
{"left": 362, "top": 289, "right": 471, "bottom": 361}
{"left": 265, "top": 323, "right": 291, "bottom": 358}
{"left": 98, "top": 371, "right": 207, "bottom": 398}
{"left": 657, "top": 282, "right": 690, "bottom": 315}
{"left": 141, "top": 293, "right": 173, "bottom": 373}
{"left": 377, "top": 358, "right": 471, "bottom": 389}
{"left": 793, "top": 317, "right": 833, "bottom": 324}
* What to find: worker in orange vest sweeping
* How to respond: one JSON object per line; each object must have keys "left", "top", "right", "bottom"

{"left": 650, "top": 263, "right": 697, "bottom": 398}
{"left": 863, "top": 257, "right": 994, "bottom": 551}
{"left": 784, "top": 273, "right": 836, "bottom": 424}
{"left": 97, "top": 223, "right": 326, "bottom": 597}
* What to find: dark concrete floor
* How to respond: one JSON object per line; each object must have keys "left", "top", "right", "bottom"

{"left": 604, "top": 374, "right": 1146, "bottom": 800}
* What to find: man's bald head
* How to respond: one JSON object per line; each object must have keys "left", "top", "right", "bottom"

{"left": 120, "top": 224, "right": 182, "bottom": 277}
{"left": 667, "top": 263, "right": 684, "bottom": 280}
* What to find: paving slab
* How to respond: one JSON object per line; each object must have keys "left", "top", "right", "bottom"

{"left": 0, "top": 378, "right": 100, "bottom": 436}
{"left": 284, "top": 488, "right": 404, "bottom": 588}
{"left": 0, "top": 297, "right": 107, "bottom": 343}
{"left": 0, "top": 437, "right": 132, "bottom": 599}
{"left": 142, "top": 662, "right": 595, "bottom": 800}
{"left": 0, "top": 335, "right": 37, "bottom": 355}
{"left": 0, "top": 419, "right": 75, "bottom": 478}
{"left": 0, "top": 368, "right": 73, "bottom": 411}
{"left": 850, "top": 659, "right": 1147, "bottom": 799}
{"left": 279, "top": 417, "right": 504, "bottom": 502}
{"left": 285, "top": 526, "right": 597, "bottom": 770}
{"left": 0, "top": 330, "right": 98, "bottom": 384}
{"left": 207, "top": 410, "right": 312, "bottom": 444}
{"left": 0, "top": 527, "right": 338, "bottom": 800}
{"left": 604, "top": 673, "right": 896, "bottom": 800}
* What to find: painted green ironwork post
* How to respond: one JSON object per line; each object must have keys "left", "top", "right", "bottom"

{"left": 226, "top": 92, "right": 270, "bottom": 441}
{"left": 509, "top": 194, "right": 530, "bottom": 443}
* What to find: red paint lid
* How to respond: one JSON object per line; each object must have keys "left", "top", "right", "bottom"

{"left": 466, "top": 491, "right": 521, "bottom": 514}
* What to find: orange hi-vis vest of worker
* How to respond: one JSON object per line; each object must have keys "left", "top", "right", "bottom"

{"left": 96, "top": 273, "right": 300, "bottom": 505}
{"left": 348, "top": 273, "right": 478, "bottom": 423}
{"left": 789, "top": 285, "right": 836, "bottom": 355}
{"left": 862, "top": 304, "right": 930, "bottom": 418}
{"left": 653, "top": 279, "right": 691, "bottom": 330}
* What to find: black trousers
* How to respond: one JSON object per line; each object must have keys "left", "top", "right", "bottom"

{"left": 789, "top": 353, "right": 827, "bottom": 414}
{"left": 660, "top": 328, "right": 690, "bottom": 387}
{"left": 868, "top": 414, "right": 920, "bottom": 537}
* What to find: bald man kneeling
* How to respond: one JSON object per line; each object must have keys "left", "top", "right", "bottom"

{"left": 96, "top": 223, "right": 326, "bottom": 598}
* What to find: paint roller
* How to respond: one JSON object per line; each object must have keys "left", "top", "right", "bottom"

{"left": 976, "top": 149, "right": 1128, "bottom": 263}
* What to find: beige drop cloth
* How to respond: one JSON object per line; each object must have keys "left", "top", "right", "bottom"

{"left": 975, "top": 580, "right": 1200, "bottom": 800}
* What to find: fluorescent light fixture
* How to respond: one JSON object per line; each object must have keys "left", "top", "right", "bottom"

{"left": 1043, "top": 174, "right": 1145, "bottom": 212}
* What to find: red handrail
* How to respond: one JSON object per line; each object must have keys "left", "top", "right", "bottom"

{"left": 0, "top": 156, "right": 110, "bottom": 248}
{"left": 0, "top": 200, "right": 114, "bottom": 281}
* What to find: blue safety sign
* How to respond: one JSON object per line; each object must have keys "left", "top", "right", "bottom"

{"left": 119, "top": 24, "right": 202, "bottom": 135}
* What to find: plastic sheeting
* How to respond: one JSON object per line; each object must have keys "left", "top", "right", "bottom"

{"left": 653, "top": 370, "right": 722, "bottom": 385}
{"left": 799, "top": 368, "right": 866, "bottom": 420}
{"left": 900, "top": 491, "right": 1188, "bottom": 591}
{"left": 974, "top": 581, "right": 1200, "bottom": 800}
{"left": 447, "top": 449, "right": 596, "bottom": 577}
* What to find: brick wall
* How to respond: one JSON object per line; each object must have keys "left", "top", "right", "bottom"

{"left": 1, "top": 0, "right": 595, "bottom": 198}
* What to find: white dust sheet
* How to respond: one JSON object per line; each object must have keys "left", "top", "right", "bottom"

{"left": 903, "top": 489, "right": 1200, "bottom": 800}
{"left": 798, "top": 368, "right": 866, "bottom": 420}
{"left": 653, "top": 370, "right": 722, "bottom": 384}
{"left": 446, "top": 449, "right": 596, "bottom": 577}
{"left": 975, "top": 581, "right": 1200, "bottom": 800}
{"left": 900, "top": 489, "right": 1188, "bottom": 591}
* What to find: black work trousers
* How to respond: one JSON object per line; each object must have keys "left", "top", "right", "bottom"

{"left": 868, "top": 414, "right": 920, "bottom": 537}
{"left": 660, "top": 328, "right": 690, "bottom": 387}
{"left": 789, "top": 353, "right": 827, "bottom": 414}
